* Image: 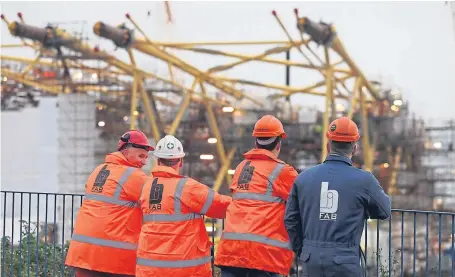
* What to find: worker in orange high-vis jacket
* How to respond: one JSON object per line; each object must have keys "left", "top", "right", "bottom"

{"left": 215, "top": 115, "right": 299, "bottom": 277}
{"left": 65, "top": 130, "right": 154, "bottom": 277}
{"left": 136, "top": 135, "right": 232, "bottom": 277}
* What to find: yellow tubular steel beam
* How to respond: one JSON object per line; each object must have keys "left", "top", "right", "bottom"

{"left": 276, "top": 75, "right": 353, "bottom": 99}
{"left": 213, "top": 148, "right": 236, "bottom": 192}
{"left": 359, "top": 89, "right": 373, "bottom": 172}
{"left": 101, "top": 18, "right": 261, "bottom": 106}
{"left": 199, "top": 82, "right": 232, "bottom": 185}
{"left": 321, "top": 93, "right": 330, "bottom": 163}
{"left": 136, "top": 40, "right": 301, "bottom": 47}
{"left": 104, "top": 58, "right": 230, "bottom": 107}
{"left": 2, "top": 69, "right": 62, "bottom": 94}
{"left": 388, "top": 147, "right": 402, "bottom": 195}
{"left": 167, "top": 60, "right": 176, "bottom": 84}
{"left": 20, "top": 53, "right": 42, "bottom": 76}
{"left": 1, "top": 55, "right": 124, "bottom": 80}
{"left": 207, "top": 43, "right": 302, "bottom": 73}
{"left": 320, "top": 48, "right": 334, "bottom": 163}
{"left": 324, "top": 47, "right": 336, "bottom": 120}
{"left": 273, "top": 11, "right": 351, "bottom": 98}
{"left": 348, "top": 77, "right": 362, "bottom": 118}
{"left": 2, "top": 68, "right": 175, "bottom": 103}
{"left": 216, "top": 76, "right": 322, "bottom": 95}
{"left": 168, "top": 44, "right": 351, "bottom": 74}
{"left": 133, "top": 42, "right": 262, "bottom": 105}
{"left": 330, "top": 37, "right": 380, "bottom": 101}
{"left": 139, "top": 83, "right": 161, "bottom": 142}
{"left": 1, "top": 55, "right": 55, "bottom": 66}
{"left": 4, "top": 21, "right": 230, "bottom": 106}
{"left": 1, "top": 44, "right": 26, "bottom": 48}
{"left": 167, "top": 78, "right": 199, "bottom": 136}
{"left": 127, "top": 49, "right": 139, "bottom": 130}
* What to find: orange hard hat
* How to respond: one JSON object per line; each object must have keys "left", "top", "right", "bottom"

{"left": 326, "top": 117, "right": 360, "bottom": 142}
{"left": 252, "top": 115, "right": 287, "bottom": 138}
{"left": 117, "top": 130, "right": 155, "bottom": 151}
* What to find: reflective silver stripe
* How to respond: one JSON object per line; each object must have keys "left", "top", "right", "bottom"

{"left": 137, "top": 256, "right": 211, "bottom": 268}
{"left": 114, "top": 167, "right": 136, "bottom": 198}
{"left": 137, "top": 179, "right": 148, "bottom": 205}
{"left": 84, "top": 194, "right": 137, "bottom": 207}
{"left": 72, "top": 234, "right": 137, "bottom": 250}
{"left": 200, "top": 188, "right": 214, "bottom": 214}
{"left": 84, "top": 166, "right": 136, "bottom": 207}
{"left": 174, "top": 177, "right": 188, "bottom": 214}
{"left": 232, "top": 192, "right": 283, "bottom": 203}
{"left": 222, "top": 232, "right": 291, "bottom": 250}
{"left": 143, "top": 213, "right": 201, "bottom": 222}
{"left": 266, "top": 163, "right": 285, "bottom": 195}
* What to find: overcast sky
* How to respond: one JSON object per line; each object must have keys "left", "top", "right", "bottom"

{"left": 1, "top": 1, "right": 454, "bottom": 121}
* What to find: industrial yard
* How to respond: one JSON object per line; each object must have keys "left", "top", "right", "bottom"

{"left": 1, "top": 2, "right": 454, "bottom": 276}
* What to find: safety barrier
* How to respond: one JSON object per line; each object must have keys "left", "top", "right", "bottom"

{"left": 1, "top": 190, "right": 454, "bottom": 277}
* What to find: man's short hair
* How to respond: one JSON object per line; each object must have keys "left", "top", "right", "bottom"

{"left": 158, "top": 158, "right": 180, "bottom": 167}
{"left": 330, "top": 140, "right": 355, "bottom": 156}
{"left": 256, "top": 136, "right": 281, "bottom": 151}
{"left": 119, "top": 144, "right": 133, "bottom": 152}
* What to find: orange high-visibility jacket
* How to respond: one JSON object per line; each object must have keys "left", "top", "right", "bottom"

{"left": 136, "top": 166, "right": 232, "bottom": 277}
{"left": 215, "top": 149, "right": 298, "bottom": 275}
{"left": 65, "top": 152, "right": 148, "bottom": 276}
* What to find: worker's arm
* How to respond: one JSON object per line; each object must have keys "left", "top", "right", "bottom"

{"left": 365, "top": 173, "right": 392, "bottom": 220}
{"left": 284, "top": 182, "right": 303, "bottom": 256}
{"left": 182, "top": 180, "right": 232, "bottom": 219}
{"left": 274, "top": 164, "right": 299, "bottom": 201}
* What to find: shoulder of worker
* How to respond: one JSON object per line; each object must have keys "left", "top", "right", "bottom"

{"left": 182, "top": 176, "right": 209, "bottom": 188}
{"left": 123, "top": 165, "right": 149, "bottom": 185}
{"left": 358, "top": 168, "right": 383, "bottom": 191}
{"left": 275, "top": 161, "right": 299, "bottom": 180}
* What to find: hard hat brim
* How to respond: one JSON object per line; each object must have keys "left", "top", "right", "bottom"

{"left": 153, "top": 152, "right": 185, "bottom": 159}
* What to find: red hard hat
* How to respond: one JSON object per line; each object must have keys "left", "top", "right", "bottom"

{"left": 117, "top": 130, "right": 154, "bottom": 151}
{"left": 326, "top": 117, "right": 360, "bottom": 142}
{"left": 252, "top": 115, "right": 287, "bottom": 138}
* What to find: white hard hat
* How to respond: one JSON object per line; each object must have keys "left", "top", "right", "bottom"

{"left": 153, "top": 135, "right": 185, "bottom": 159}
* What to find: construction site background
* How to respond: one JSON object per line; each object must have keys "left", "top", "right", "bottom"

{"left": 1, "top": 2, "right": 454, "bottom": 276}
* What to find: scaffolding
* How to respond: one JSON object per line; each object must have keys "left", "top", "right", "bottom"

{"left": 1, "top": 9, "right": 449, "bottom": 245}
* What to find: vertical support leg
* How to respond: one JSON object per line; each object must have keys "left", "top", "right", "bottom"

{"left": 139, "top": 83, "right": 161, "bottom": 143}
{"left": 348, "top": 77, "right": 362, "bottom": 119}
{"left": 200, "top": 82, "right": 232, "bottom": 187}
{"left": 359, "top": 89, "right": 372, "bottom": 172}
{"left": 128, "top": 49, "right": 139, "bottom": 130}
{"left": 321, "top": 47, "right": 334, "bottom": 162}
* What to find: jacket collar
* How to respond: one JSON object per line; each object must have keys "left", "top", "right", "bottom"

{"left": 324, "top": 154, "right": 353, "bottom": 166}
{"left": 151, "top": 165, "right": 182, "bottom": 178}
{"left": 105, "top": 152, "right": 138, "bottom": 167}
{"left": 243, "top": 148, "right": 284, "bottom": 163}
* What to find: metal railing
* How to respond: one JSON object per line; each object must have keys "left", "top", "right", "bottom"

{"left": 1, "top": 190, "right": 454, "bottom": 277}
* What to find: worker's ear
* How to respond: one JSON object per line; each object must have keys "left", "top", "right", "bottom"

{"left": 179, "top": 158, "right": 183, "bottom": 168}
{"left": 276, "top": 141, "right": 281, "bottom": 151}
{"left": 352, "top": 143, "right": 357, "bottom": 156}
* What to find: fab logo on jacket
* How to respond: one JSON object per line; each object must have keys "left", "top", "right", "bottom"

{"left": 236, "top": 161, "right": 255, "bottom": 190}
{"left": 147, "top": 178, "right": 164, "bottom": 211}
{"left": 319, "top": 182, "right": 339, "bottom": 221}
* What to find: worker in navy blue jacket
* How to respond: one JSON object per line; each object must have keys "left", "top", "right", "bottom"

{"left": 284, "top": 116, "right": 391, "bottom": 277}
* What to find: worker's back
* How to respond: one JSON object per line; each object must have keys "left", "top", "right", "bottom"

{"left": 289, "top": 154, "right": 391, "bottom": 276}
{"left": 297, "top": 155, "right": 390, "bottom": 245}
{"left": 136, "top": 165, "right": 231, "bottom": 277}
{"left": 65, "top": 152, "right": 147, "bottom": 276}
{"left": 215, "top": 148, "right": 298, "bottom": 276}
